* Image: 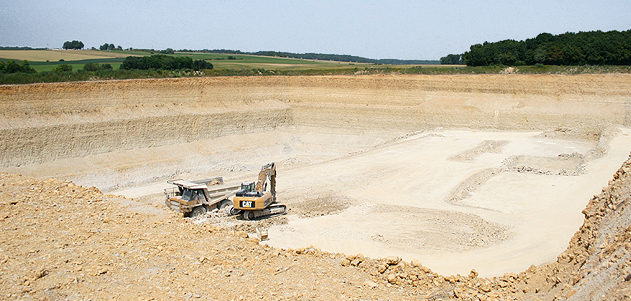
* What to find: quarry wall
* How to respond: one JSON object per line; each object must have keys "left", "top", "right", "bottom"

{"left": 1, "top": 74, "right": 630, "bottom": 167}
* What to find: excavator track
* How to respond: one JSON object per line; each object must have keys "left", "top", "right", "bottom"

{"left": 242, "top": 203, "right": 287, "bottom": 220}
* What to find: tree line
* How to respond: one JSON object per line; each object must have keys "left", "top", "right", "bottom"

{"left": 250, "top": 51, "right": 438, "bottom": 65}
{"left": 0, "top": 46, "right": 45, "bottom": 50}
{"left": 460, "top": 30, "right": 631, "bottom": 66}
{"left": 120, "top": 54, "right": 213, "bottom": 71}
{"left": 0, "top": 60, "right": 36, "bottom": 74}
{"left": 100, "top": 43, "right": 122, "bottom": 51}
{"left": 440, "top": 54, "right": 464, "bottom": 65}
{"left": 198, "top": 49, "right": 438, "bottom": 65}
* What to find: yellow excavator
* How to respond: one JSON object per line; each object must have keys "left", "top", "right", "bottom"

{"left": 231, "top": 162, "right": 286, "bottom": 220}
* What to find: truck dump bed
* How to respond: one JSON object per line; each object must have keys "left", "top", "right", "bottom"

{"left": 164, "top": 177, "right": 241, "bottom": 215}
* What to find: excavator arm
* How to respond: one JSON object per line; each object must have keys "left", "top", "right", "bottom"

{"left": 255, "top": 162, "right": 276, "bottom": 201}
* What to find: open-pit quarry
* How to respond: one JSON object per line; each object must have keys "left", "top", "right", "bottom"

{"left": 2, "top": 74, "right": 631, "bottom": 300}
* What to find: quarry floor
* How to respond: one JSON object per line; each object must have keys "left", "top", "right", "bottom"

{"left": 3, "top": 74, "right": 631, "bottom": 299}
{"left": 88, "top": 126, "right": 631, "bottom": 277}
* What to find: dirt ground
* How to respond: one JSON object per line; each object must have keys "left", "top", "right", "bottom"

{"left": 2, "top": 74, "right": 631, "bottom": 299}
{"left": 2, "top": 155, "right": 631, "bottom": 300}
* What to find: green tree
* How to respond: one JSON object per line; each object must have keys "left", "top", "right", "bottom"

{"left": 160, "top": 48, "right": 175, "bottom": 54}
{"left": 83, "top": 63, "right": 113, "bottom": 71}
{"left": 83, "top": 63, "right": 98, "bottom": 71}
{"left": 193, "top": 59, "right": 213, "bottom": 70}
{"left": 121, "top": 54, "right": 212, "bottom": 71}
{"left": 21, "top": 60, "right": 36, "bottom": 73}
{"left": 461, "top": 44, "right": 488, "bottom": 66}
{"left": 53, "top": 64, "right": 73, "bottom": 72}
{"left": 463, "top": 30, "right": 631, "bottom": 66}
{"left": 440, "top": 54, "right": 463, "bottom": 65}
{"left": 63, "top": 40, "right": 84, "bottom": 50}
{"left": 0, "top": 60, "right": 36, "bottom": 73}
{"left": 546, "top": 44, "right": 565, "bottom": 64}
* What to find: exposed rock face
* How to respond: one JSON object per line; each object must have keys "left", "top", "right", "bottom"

{"left": 2, "top": 75, "right": 630, "bottom": 168}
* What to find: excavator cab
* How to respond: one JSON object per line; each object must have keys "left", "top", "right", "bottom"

{"left": 241, "top": 182, "right": 255, "bottom": 192}
{"left": 236, "top": 182, "right": 260, "bottom": 197}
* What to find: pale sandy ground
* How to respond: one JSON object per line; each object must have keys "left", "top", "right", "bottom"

{"left": 105, "top": 127, "right": 631, "bottom": 278}
{"left": 261, "top": 128, "right": 631, "bottom": 277}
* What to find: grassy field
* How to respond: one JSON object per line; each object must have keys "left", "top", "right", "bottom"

{"left": 0, "top": 49, "right": 132, "bottom": 61}
{"left": 0, "top": 58, "right": 124, "bottom": 73}
{"left": 4, "top": 49, "right": 627, "bottom": 86}
{"left": 0, "top": 50, "right": 133, "bottom": 72}
{"left": 0, "top": 50, "right": 369, "bottom": 72}
{"left": 171, "top": 52, "right": 371, "bottom": 70}
{"left": 30, "top": 59, "right": 124, "bottom": 72}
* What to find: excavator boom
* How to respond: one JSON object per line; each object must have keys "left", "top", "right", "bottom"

{"left": 255, "top": 162, "right": 276, "bottom": 200}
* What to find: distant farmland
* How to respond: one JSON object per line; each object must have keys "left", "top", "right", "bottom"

{"left": 0, "top": 49, "right": 370, "bottom": 72}
{"left": 189, "top": 53, "right": 365, "bottom": 70}
{"left": 0, "top": 49, "right": 133, "bottom": 61}
{"left": 0, "top": 49, "right": 469, "bottom": 84}
{"left": 0, "top": 50, "right": 136, "bottom": 72}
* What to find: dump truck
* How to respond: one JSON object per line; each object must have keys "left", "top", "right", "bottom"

{"left": 164, "top": 177, "right": 240, "bottom": 217}
{"left": 231, "top": 163, "right": 287, "bottom": 220}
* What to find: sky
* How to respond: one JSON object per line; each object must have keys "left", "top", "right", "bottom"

{"left": 1, "top": 0, "right": 630, "bottom": 60}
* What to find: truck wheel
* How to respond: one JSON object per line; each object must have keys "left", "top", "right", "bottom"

{"left": 219, "top": 200, "right": 233, "bottom": 210}
{"left": 190, "top": 206, "right": 207, "bottom": 218}
{"left": 231, "top": 207, "right": 242, "bottom": 216}
{"left": 225, "top": 205, "right": 241, "bottom": 216}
